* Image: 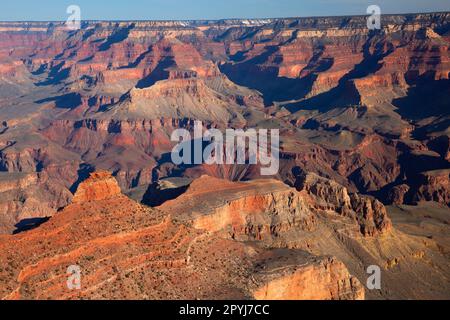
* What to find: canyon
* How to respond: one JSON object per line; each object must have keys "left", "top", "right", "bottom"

{"left": 0, "top": 13, "right": 449, "bottom": 299}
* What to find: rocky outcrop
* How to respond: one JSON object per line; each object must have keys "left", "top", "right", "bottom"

{"left": 296, "top": 173, "right": 392, "bottom": 236}
{"left": 349, "top": 193, "right": 392, "bottom": 236}
{"left": 409, "top": 170, "right": 450, "bottom": 206}
{"left": 1, "top": 13, "right": 448, "bottom": 210}
{"left": 72, "top": 171, "right": 122, "bottom": 203}
{"left": 0, "top": 172, "right": 38, "bottom": 193}
{"left": 386, "top": 184, "right": 411, "bottom": 205}
{"left": 253, "top": 255, "right": 364, "bottom": 300}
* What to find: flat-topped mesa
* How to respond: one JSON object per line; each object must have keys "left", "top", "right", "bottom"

{"left": 72, "top": 171, "right": 122, "bottom": 203}
{"left": 160, "top": 175, "right": 317, "bottom": 240}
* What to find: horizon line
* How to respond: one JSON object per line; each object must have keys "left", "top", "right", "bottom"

{"left": 0, "top": 10, "right": 448, "bottom": 23}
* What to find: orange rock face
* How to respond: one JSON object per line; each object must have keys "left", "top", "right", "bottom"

{"left": 72, "top": 171, "right": 122, "bottom": 203}
{"left": 253, "top": 257, "right": 364, "bottom": 300}
{"left": 160, "top": 176, "right": 317, "bottom": 240}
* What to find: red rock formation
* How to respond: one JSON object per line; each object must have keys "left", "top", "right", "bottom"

{"left": 253, "top": 256, "right": 364, "bottom": 300}
{"left": 160, "top": 176, "right": 317, "bottom": 241}
{"left": 72, "top": 171, "right": 122, "bottom": 203}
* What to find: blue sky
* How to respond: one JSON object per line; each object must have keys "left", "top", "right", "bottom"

{"left": 1, "top": 0, "right": 449, "bottom": 21}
